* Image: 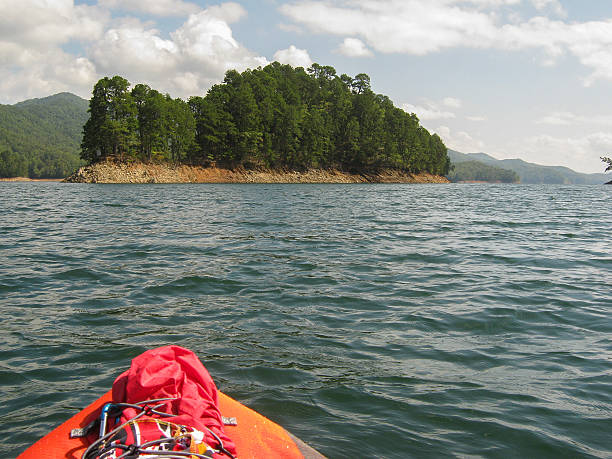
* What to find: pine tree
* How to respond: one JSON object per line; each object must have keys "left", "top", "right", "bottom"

{"left": 81, "top": 64, "right": 451, "bottom": 175}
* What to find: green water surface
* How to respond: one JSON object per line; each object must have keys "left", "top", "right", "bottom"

{"left": 1, "top": 182, "right": 611, "bottom": 458}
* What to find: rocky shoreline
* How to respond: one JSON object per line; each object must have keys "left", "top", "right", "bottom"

{"left": 64, "top": 161, "right": 450, "bottom": 184}
{"left": 0, "top": 177, "right": 62, "bottom": 182}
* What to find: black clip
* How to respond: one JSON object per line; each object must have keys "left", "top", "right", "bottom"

{"left": 70, "top": 418, "right": 100, "bottom": 439}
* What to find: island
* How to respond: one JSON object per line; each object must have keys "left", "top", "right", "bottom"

{"left": 66, "top": 63, "right": 450, "bottom": 184}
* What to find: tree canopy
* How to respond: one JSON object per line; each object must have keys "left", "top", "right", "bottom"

{"left": 447, "top": 160, "right": 520, "bottom": 183}
{"left": 602, "top": 156, "right": 612, "bottom": 172}
{"left": 0, "top": 92, "right": 87, "bottom": 178}
{"left": 81, "top": 63, "right": 451, "bottom": 175}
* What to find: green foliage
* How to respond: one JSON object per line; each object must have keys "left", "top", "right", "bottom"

{"left": 81, "top": 76, "right": 138, "bottom": 162}
{"left": 164, "top": 95, "right": 196, "bottom": 163}
{"left": 448, "top": 150, "right": 609, "bottom": 184}
{"left": 0, "top": 93, "right": 86, "bottom": 178}
{"left": 0, "top": 150, "right": 28, "bottom": 177}
{"left": 602, "top": 156, "right": 612, "bottom": 172}
{"left": 82, "top": 64, "right": 450, "bottom": 175}
{"left": 132, "top": 84, "right": 166, "bottom": 162}
{"left": 447, "top": 160, "right": 519, "bottom": 183}
{"left": 81, "top": 76, "right": 199, "bottom": 165}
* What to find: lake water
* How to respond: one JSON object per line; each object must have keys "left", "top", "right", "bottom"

{"left": 1, "top": 182, "right": 611, "bottom": 458}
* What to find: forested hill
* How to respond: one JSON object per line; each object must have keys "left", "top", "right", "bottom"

{"left": 81, "top": 63, "right": 451, "bottom": 175}
{"left": 448, "top": 150, "right": 609, "bottom": 184}
{"left": 0, "top": 92, "right": 87, "bottom": 178}
{"left": 447, "top": 160, "right": 519, "bottom": 183}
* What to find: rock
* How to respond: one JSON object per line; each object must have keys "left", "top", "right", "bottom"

{"left": 63, "top": 161, "right": 451, "bottom": 184}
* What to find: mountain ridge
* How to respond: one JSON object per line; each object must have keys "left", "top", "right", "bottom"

{"left": 1, "top": 92, "right": 610, "bottom": 184}
{"left": 448, "top": 150, "right": 609, "bottom": 184}
{"left": 0, "top": 92, "right": 87, "bottom": 178}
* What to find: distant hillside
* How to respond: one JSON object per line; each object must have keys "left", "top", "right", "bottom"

{"left": 0, "top": 93, "right": 87, "bottom": 178}
{"left": 448, "top": 150, "right": 610, "bottom": 184}
{"left": 448, "top": 160, "right": 519, "bottom": 183}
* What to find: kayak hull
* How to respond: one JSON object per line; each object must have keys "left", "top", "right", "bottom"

{"left": 17, "top": 390, "right": 323, "bottom": 459}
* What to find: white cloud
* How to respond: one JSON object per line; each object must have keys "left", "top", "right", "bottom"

{"left": 90, "top": 19, "right": 178, "bottom": 80}
{"left": 171, "top": 8, "right": 267, "bottom": 74}
{"left": 469, "top": 0, "right": 520, "bottom": 6}
{"left": 280, "top": 1, "right": 499, "bottom": 55}
{"left": 88, "top": 8, "right": 268, "bottom": 97}
{"left": 435, "top": 125, "right": 486, "bottom": 153}
{"left": 0, "top": 1, "right": 107, "bottom": 46}
{"left": 443, "top": 97, "right": 462, "bottom": 108}
{"left": 403, "top": 97, "right": 487, "bottom": 130}
{"left": 98, "top": 0, "right": 200, "bottom": 17}
{"left": 273, "top": 45, "right": 313, "bottom": 68}
{"left": 517, "top": 132, "right": 612, "bottom": 173}
{"left": 279, "top": 0, "right": 612, "bottom": 84}
{"left": 336, "top": 38, "right": 373, "bottom": 57}
{"left": 0, "top": 0, "right": 107, "bottom": 103}
{"left": 402, "top": 100, "right": 456, "bottom": 121}
{"left": 531, "top": 0, "right": 567, "bottom": 18}
{"left": 204, "top": 2, "right": 249, "bottom": 23}
{"left": 0, "top": 1, "right": 269, "bottom": 103}
{"left": 0, "top": 49, "right": 97, "bottom": 104}
{"left": 537, "top": 112, "right": 612, "bottom": 126}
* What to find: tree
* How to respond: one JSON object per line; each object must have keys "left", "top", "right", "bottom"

{"left": 602, "top": 156, "right": 612, "bottom": 172}
{"left": 189, "top": 92, "right": 234, "bottom": 164}
{"left": 80, "top": 65, "right": 451, "bottom": 175}
{"left": 301, "top": 106, "right": 329, "bottom": 168}
{"left": 351, "top": 73, "right": 371, "bottom": 94}
{"left": 81, "top": 76, "right": 137, "bottom": 162}
{"left": 223, "top": 70, "right": 262, "bottom": 165}
{"left": 447, "top": 160, "right": 519, "bottom": 183}
{"left": 81, "top": 78, "right": 111, "bottom": 162}
{"left": 0, "top": 93, "right": 86, "bottom": 178}
{"left": 353, "top": 89, "right": 385, "bottom": 169}
{"left": 132, "top": 84, "right": 165, "bottom": 161}
{"left": 104, "top": 76, "right": 137, "bottom": 160}
{"left": 0, "top": 150, "right": 28, "bottom": 177}
{"left": 164, "top": 96, "right": 196, "bottom": 163}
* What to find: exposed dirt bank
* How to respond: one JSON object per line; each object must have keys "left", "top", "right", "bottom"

{"left": 64, "top": 162, "right": 450, "bottom": 184}
{"left": 0, "top": 177, "right": 62, "bottom": 182}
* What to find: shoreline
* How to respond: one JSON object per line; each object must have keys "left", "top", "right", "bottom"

{"left": 0, "top": 177, "right": 63, "bottom": 182}
{"left": 454, "top": 180, "right": 519, "bottom": 184}
{"left": 63, "top": 162, "right": 450, "bottom": 184}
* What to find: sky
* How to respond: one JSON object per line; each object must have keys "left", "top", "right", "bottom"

{"left": 1, "top": 0, "right": 611, "bottom": 173}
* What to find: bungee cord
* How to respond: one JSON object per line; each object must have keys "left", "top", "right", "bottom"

{"left": 81, "top": 397, "right": 236, "bottom": 459}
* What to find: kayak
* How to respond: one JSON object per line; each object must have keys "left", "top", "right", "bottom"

{"left": 17, "top": 346, "right": 325, "bottom": 459}
{"left": 17, "top": 390, "right": 324, "bottom": 459}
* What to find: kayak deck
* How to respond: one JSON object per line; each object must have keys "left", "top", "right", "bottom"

{"left": 17, "top": 390, "right": 324, "bottom": 459}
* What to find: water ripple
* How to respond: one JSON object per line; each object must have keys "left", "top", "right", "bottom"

{"left": 0, "top": 182, "right": 611, "bottom": 458}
